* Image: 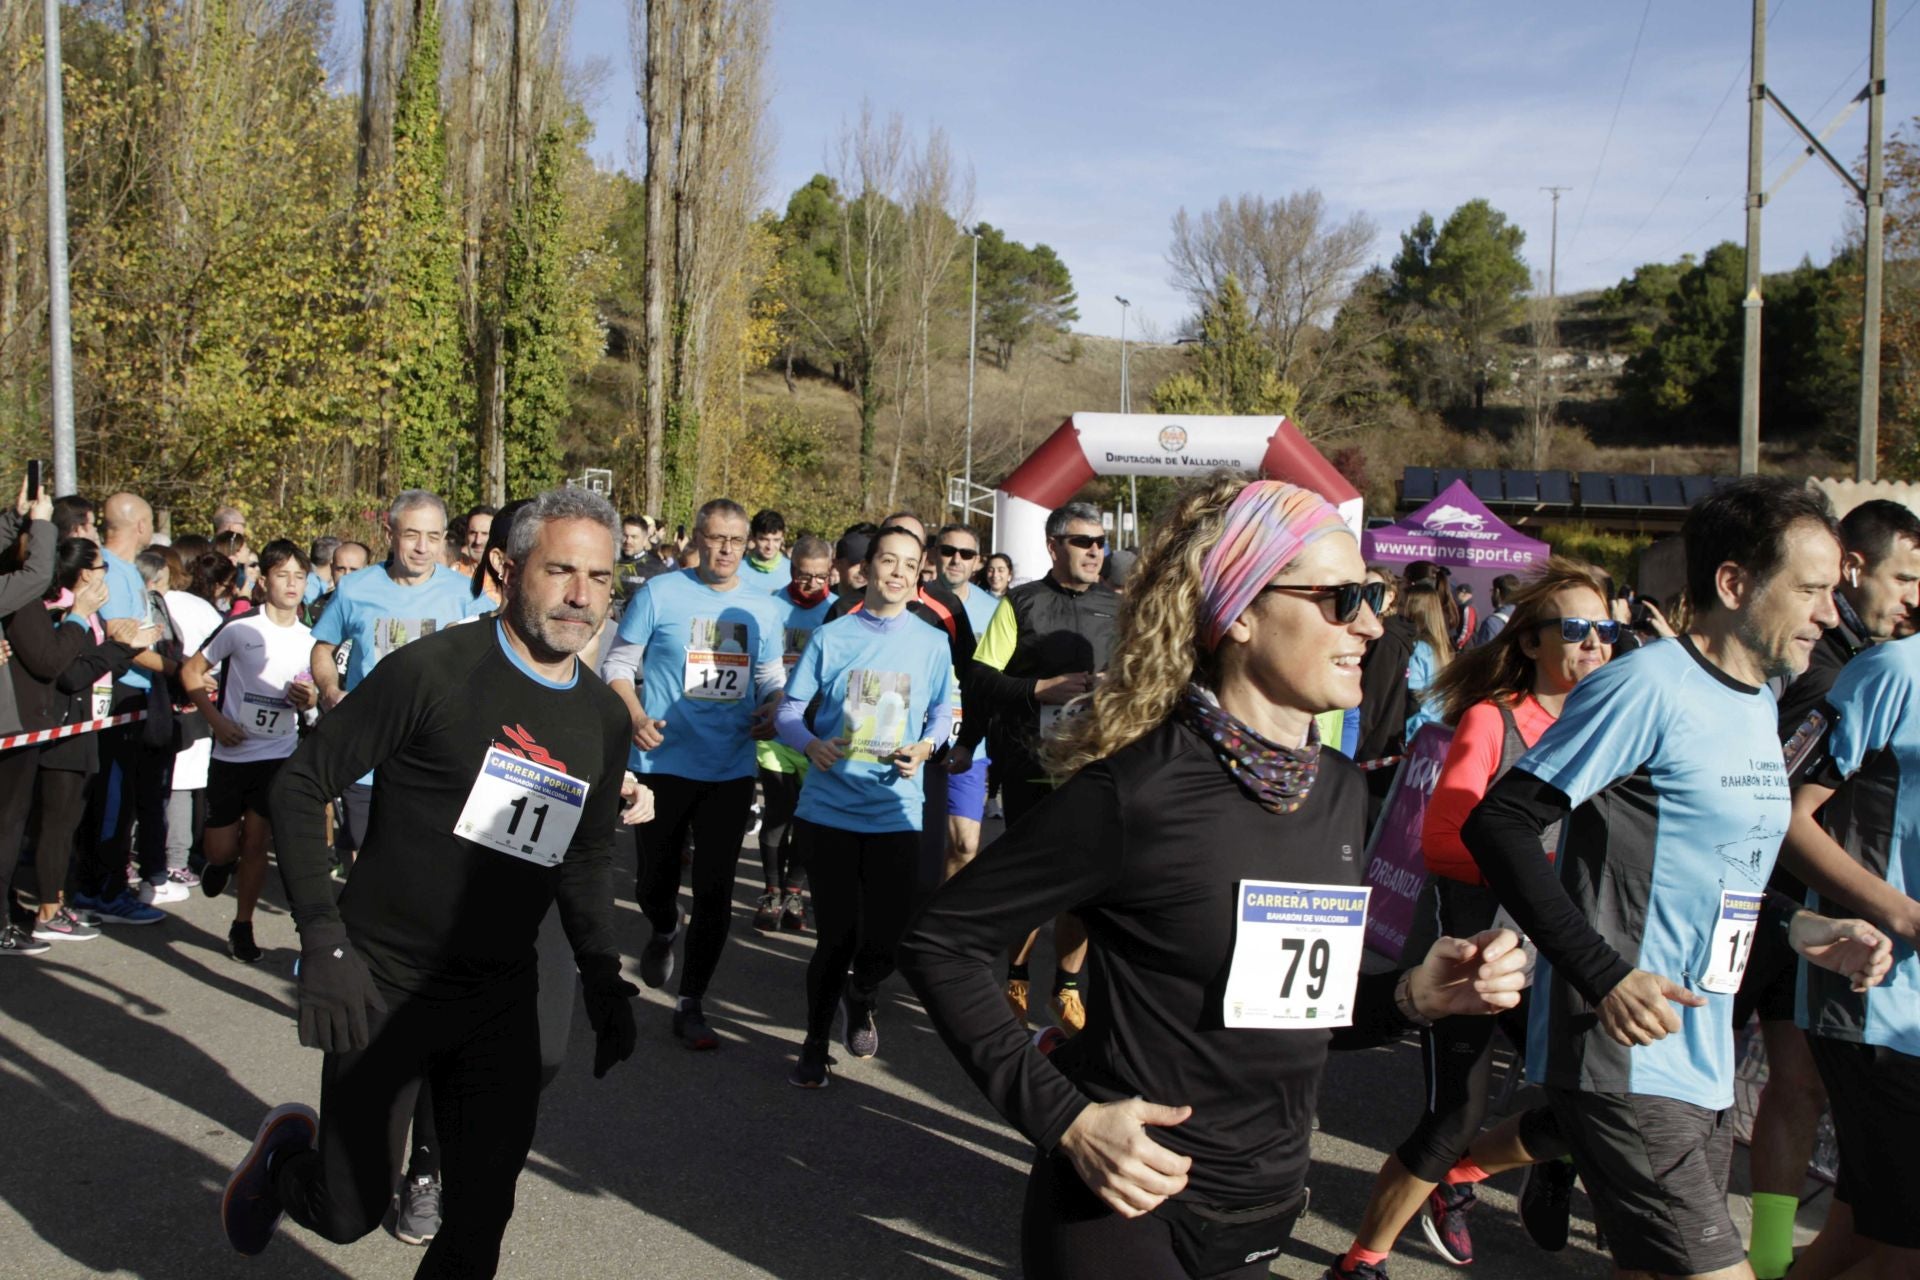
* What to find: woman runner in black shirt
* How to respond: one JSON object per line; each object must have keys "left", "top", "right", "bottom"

{"left": 899, "top": 474, "right": 1532, "bottom": 1280}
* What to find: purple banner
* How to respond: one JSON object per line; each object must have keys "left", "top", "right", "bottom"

{"left": 1362, "top": 723, "right": 1455, "bottom": 962}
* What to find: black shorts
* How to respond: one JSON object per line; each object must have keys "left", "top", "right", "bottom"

{"left": 207, "top": 757, "right": 285, "bottom": 829}
{"left": 1545, "top": 1088, "right": 1744, "bottom": 1275}
{"left": 1809, "top": 1035, "right": 1920, "bottom": 1248}
{"left": 1732, "top": 912, "right": 1799, "bottom": 1026}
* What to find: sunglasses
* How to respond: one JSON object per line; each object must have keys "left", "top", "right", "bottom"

{"left": 1542, "top": 617, "right": 1621, "bottom": 644}
{"left": 935, "top": 544, "right": 979, "bottom": 561}
{"left": 1260, "top": 581, "right": 1389, "bottom": 624}
{"left": 1057, "top": 534, "right": 1108, "bottom": 551}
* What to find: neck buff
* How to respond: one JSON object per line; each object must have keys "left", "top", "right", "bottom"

{"left": 1199, "top": 480, "right": 1349, "bottom": 651}
{"left": 1177, "top": 684, "right": 1321, "bottom": 814}
{"left": 747, "top": 551, "right": 781, "bottom": 574}
{"left": 791, "top": 582, "right": 829, "bottom": 607}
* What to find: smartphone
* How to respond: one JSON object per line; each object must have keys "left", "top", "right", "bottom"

{"left": 25, "top": 460, "right": 41, "bottom": 496}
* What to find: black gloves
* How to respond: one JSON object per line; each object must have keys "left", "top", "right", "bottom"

{"left": 296, "top": 921, "right": 386, "bottom": 1053}
{"left": 579, "top": 955, "right": 639, "bottom": 1079}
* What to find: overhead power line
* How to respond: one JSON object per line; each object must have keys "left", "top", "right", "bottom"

{"left": 1567, "top": 0, "right": 1654, "bottom": 255}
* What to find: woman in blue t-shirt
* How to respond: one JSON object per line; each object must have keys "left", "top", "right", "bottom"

{"left": 775, "top": 525, "right": 956, "bottom": 1088}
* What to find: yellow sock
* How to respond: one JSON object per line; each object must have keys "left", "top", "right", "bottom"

{"left": 1749, "top": 1191, "right": 1798, "bottom": 1280}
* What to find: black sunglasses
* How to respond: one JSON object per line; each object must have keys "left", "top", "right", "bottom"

{"left": 1541, "top": 617, "right": 1621, "bottom": 644}
{"left": 935, "top": 544, "right": 979, "bottom": 560}
{"left": 1260, "top": 581, "right": 1388, "bottom": 624}
{"left": 1057, "top": 534, "right": 1108, "bottom": 550}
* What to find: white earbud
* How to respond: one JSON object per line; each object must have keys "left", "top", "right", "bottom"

{"left": 1850, "top": 567, "right": 1861, "bottom": 588}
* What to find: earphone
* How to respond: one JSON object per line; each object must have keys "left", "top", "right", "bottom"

{"left": 1850, "top": 567, "right": 1861, "bottom": 588}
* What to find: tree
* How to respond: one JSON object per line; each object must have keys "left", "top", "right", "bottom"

{"left": 1166, "top": 191, "right": 1374, "bottom": 391}
{"left": 1388, "top": 198, "right": 1529, "bottom": 413}
{"left": 1148, "top": 276, "right": 1298, "bottom": 417}
{"left": 974, "top": 223, "right": 1077, "bottom": 368}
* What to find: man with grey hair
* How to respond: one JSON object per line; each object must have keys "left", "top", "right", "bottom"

{"left": 224, "top": 486, "right": 643, "bottom": 1272}
{"left": 959, "top": 498, "right": 1120, "bottom": 1034}
{"left": 600, "top": 495, "right": 787, "bottom": 1051}
{"left": 303, "top": 536, "right": 342, "bottom": 608}
{"left": 213, "top": 505, "right": 247, "bottom": 537}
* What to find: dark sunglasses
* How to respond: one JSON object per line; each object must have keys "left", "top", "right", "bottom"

{"left": 935, "top": 544, "right": 979, "bottom": 561}
{"left": 1260, "top": 580, "right": 1388, "bottom": 624}
{"left": 1057, "top": 534, "right": 1108, "bottom": 551}
{"left": 1541, "top": 617, "right": 1621, "bottom": 644}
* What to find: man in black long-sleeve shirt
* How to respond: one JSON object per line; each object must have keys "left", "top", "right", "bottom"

{"left": 220, "top": 489, "right": 643, "bottom": 1277}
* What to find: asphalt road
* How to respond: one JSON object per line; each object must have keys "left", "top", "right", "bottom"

{"left": 0, "top": 821, "right": 1825, "bottom": 1279}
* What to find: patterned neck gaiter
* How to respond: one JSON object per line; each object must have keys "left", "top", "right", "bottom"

{"left": 1177, "top": 684, "right": 1322, "bottom": 815}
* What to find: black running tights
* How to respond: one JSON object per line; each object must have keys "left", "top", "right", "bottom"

{"left": 799, "top": 819, "right": 917, "bottom": 1043}
{"left": 635, "top": 772, "right": 755, "bottom": 1001}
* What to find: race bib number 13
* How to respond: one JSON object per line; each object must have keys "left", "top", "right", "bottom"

{"left": 1223, "top": 879, "right": 1370, "bottom": 1029}
{"left": 454, "top": 746, "right": 589, "bottom": 867}
{"left": 1700, "top": 889, "right": 1763, "bottom": 995}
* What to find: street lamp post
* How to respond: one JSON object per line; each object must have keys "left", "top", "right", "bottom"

{"left": 44, "top": 0, "right": 76, "bottom": 495}
{"left": 965, "top": 227, "right": 980, "bottom": 515}
{"left": 1116, "top": 295, "right": 1134, "bottom": 545}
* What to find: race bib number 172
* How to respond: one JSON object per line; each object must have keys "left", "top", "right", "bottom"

{"left": 1223, "top": 880, "right": 1371, "bottom": 1029}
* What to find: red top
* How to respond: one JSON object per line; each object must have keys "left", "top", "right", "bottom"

{"left": 1421, "top": 694, "right": 1557, "bottom": 885}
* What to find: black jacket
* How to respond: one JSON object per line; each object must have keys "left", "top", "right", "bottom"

{"left": 967, "top": 574, "right": 1121, "bottom": 773}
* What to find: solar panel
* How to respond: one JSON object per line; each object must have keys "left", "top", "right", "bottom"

{"left": 1579, "top": 472, "right": 1615, "bottom": 506}
{"left": 1612, "top": 475, "right": 1652, "bottom": 506}
{"left": 1400, "top": 468, "right": 1437, "bottom": 503}
{"left": 1539, "top": 472, "right": 1573, "bottom": 504}
{"left": 1647, "top": 475, "right": 1686, "bottom": 508}
{"left": 1503, "top": 471, "right": 1541, "bottom": 502}
{"left": 1470, "top": 469, "right": 1503, "bottom": 501}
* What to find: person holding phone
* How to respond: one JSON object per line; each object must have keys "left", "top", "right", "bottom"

{"left": 774, "top": 524, "right": 957, "bottom": 1087}
{"left": 183, "top": 540, "right": 317, "bottom": 963}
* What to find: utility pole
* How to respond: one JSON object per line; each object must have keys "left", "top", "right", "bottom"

{"left": 43, "top": 0, "right": 77, "bottom": 495}
{"left": 964, "top": 227, "right": 980, "bottom": 509}
{"left": 1858, "top": 0, "right": 1887, "bottom": 482}
{"left": 1740, "top": 0, "right": 1765, "bottom": 476}
{"left": 1115, "top": 295, "right": 1131, "bottom": 412}
{"left": 1540, "top": 186, "right": 1570, "bottom": 298}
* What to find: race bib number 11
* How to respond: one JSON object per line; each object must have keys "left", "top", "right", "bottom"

{"left": 454, "top": 746, "right": 589, "bottom": 867}
{"left": 1223, "top": 880, "right": 1371, "bottom": 1029}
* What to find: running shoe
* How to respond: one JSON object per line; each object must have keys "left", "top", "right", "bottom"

{"left": 391, "top": 1173, "right": 441, "bottom": 1246}
{"left": 1518, "top": 1157, "right": 1575, "bottom": 1252}
{"left": 0, "top": 924, "right": 49, "bottom": 956}
{"left": 639, "top": 927, "right": 678, "bottom": 989}
{"left": 753, "top": 891, "right": 781, "bottom": 932}
{"left": 32, "top": 908, "right": 99, "bottom": 942}
{"left": 75, "top": 890, "right": 165, "bottom": 926}
{"left": 222, "top": 1102, "right": 317, "bottom": 1255}
{"left": 790, "top": 1038, "right": 832, "bottom": 1089}
{"left": 128, "top": 878, "right": 158, "bottom": 904}
{"left": 147, "top": 878, "right": 189, "bottom": 904}
{"left": 1420, "top": 1182, "right": 1477, "bottom": 1266}
{"left": 672, "top": 1000, "right": 719, "bottom": 1051}
{"left": 1323, "top": 1261, "right": 1390, "bottom": 1280}
{"left": 842, "top": 990, "right": 879, "bottom": 1059}
{"left": 201, "top": 860, "right": 235, "bottom": 899}
{"left": 1050, "top": 987, "right": 1087, "bottom": 1035}
{"left": 779, "top": 890, "right": 806, "bottom": 933}
{"left": 166, "top": 867, "right": 201, "bottom": 890}
{"left": 230, "top": 921, "right": 262, "bottom": 964}
{"left": 1004, "top": 977, "right": 1030, "bottom": 1025}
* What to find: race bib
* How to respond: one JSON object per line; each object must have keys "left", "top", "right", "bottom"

{"left": 844, "top": 668, "right": 912, "bottom": 762}
{"left": 684, "top": 618, "right": 750, "bottom": 701}
{"left": 241, "top": 692, "right": 296, "bottom": 739}
{"left": 453, "top": 746, "right": 589, "bottom": 867}
{"left": 90, "top": 676, "right": 113, "bottom": 722}
{"left": 1701, "top": 889, "right": 1763, "bottom": 995}
{"left": 1038, "top": 698, "right": 1091, "bottom": 740}
{"left": 782, "top": 626, "right": 814, "bottom": 671}
{"left": 1223, "top": 880, "right": 1371, "bottom": 1029}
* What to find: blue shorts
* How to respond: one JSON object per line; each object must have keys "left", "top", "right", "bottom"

{"left": 947, "top": 752, "right": 990, "bottom": 822}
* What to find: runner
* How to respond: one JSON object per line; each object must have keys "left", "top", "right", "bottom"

{"left": 599, "top": 497, "right": 786, "bottom": 1051}
{"left": 221, "top": 487, "right": 644, "bottom": 1276}
{"left": 982, "top": 552, "right": 1014, "bottom": 597}
{"left": 900, "top": 475, "right": 1533, "bottom": 1280}
{"left": 1773, "top": 605, "right": 1920, "bottom": 1280}
{"left": 931, "top": 522, "right": 1000, "bottom": 881}
{"left": 832, "top": 524, "right": 878, "bottom": 603}
{"left": 1335, "top": 558, "right": 1614, "bottom": 1279}
{"left": 753, "top": 535, "right": 835, "bottom": 933}
{"left": 741, "top": 509, "right": 790, "bottom": 593}
{"left": 306, "top": 489, "right": 483, "bottom": 1243}
{"left": 777, "top": 524, "right": 957, "bottom": 1086}
{"left": 184, "top": 540, "right": 317, "bottom": 964}
{"left": 1464, "top": 477, "right": 1893, "bottom": 1280}
{"left": 965, "top": 501, "right": 1121, "bottom": 1031}
{"left": 1742, "top": 498, "right": 1920, "bottom": 1280}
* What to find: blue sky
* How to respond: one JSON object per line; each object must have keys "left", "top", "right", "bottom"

{"left": 555, "top": 0, "right": 1918, "bottom": 339}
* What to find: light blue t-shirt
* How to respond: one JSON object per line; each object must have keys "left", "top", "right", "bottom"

{"left": 956, "top": 583, "right": 1001, "bottom": 640}
{"left": 739, "top": 554, "right": 791, "bottom": 595}
{"left": 1800, "top": 636, "right": 1920, "bottom": 1057}
{"left": 101, "top": 548, "right": 154, "bottom": 691}
{"left": 310, "top": 563, "right": 489, "bottom": 692}
{"left": 1405, "top": 640, "right": 1444, "bottom": 739}
{"left": 1517, "top": 636, "right": 1789, "bottom": 1110}
{"left": 616, "top": 568, "right": 785, "bottom": 781}
{"left": 302, "top": 573, "right": 324, "bottom": 605}
{"left": 783, "top": 612, "right": 957, "bottom": 834}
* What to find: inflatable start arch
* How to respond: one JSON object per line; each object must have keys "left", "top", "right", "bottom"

{"left": 992, "top": 413, "right": 1364, "bottom": 579}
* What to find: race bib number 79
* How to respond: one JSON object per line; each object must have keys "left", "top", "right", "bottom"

{"left": 454, "top": 746, "right": 589, "bottom": 867}
{"left": 1223, "top": 880, "right": 1371, "bottom": 1029}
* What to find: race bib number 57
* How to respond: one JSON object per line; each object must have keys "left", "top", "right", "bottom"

{"left": 454, "top": 746, "right": 589, "bottom": 867}
{"left": 1223, "top": 880, "right": 1371, "bottom": 1029}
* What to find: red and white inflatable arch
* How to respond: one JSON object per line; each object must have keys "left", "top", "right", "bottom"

{"left": 993, "top": 413, "right": 1364, "bottom": 579}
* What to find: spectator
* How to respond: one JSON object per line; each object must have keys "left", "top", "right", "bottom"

{"left": 163, "top": 546, "right": 225, "bottom": 892}
{"left": 303, "top": 536, "right": 341, "bottom": 607}
{"left": 1403, "top": 580, "right": 1456, "bottom": 740}
{"left": 1471, "top": 574, "right": 1522, "bottom": 647}
{"left": 213, "top": 506, "right": 247, "bottom": 538}
{"left": 980, "top": 553, "right": 1014, "bottom": 597}
{"left": 52, "top": 494, "right": 96, "bottom": 542}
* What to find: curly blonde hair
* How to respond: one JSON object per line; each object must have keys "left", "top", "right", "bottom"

{"left": 1042, "top": 471, "right": 1255, "bottom": 778}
